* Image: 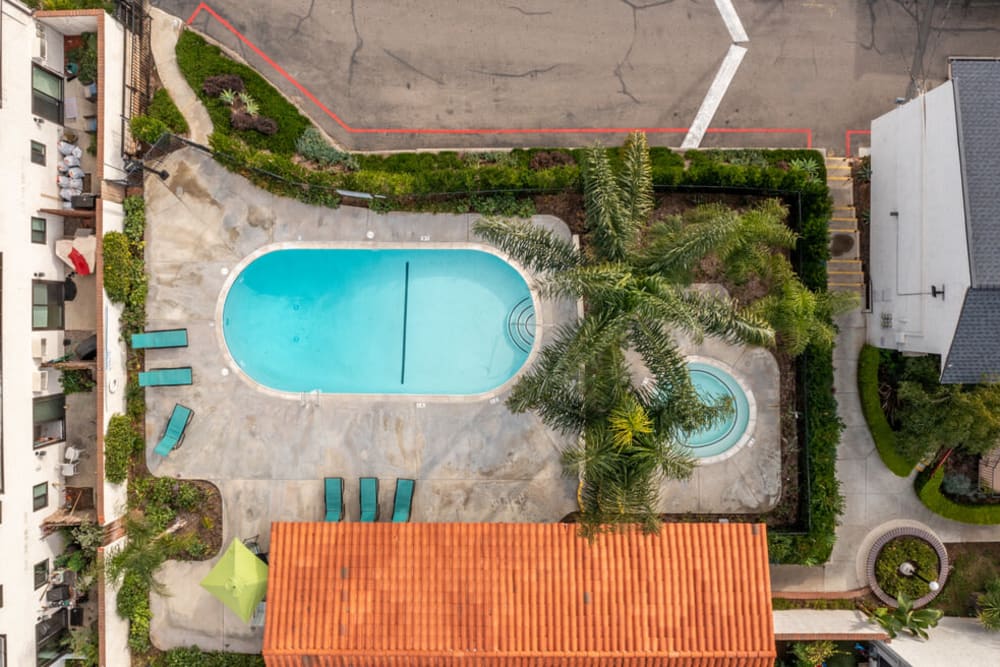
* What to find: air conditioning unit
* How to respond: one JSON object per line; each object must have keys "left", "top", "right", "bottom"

{"left": 32, "top": 337, "right": 47, "bottom": 360}
{"left": 32, "top": 370, "right": 49, "bottom": 393}
{"left": 50, "top": 570, "right": 67, "bottom": 586}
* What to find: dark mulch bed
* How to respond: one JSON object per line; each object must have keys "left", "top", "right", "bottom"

{"left": 852, "top": 159, "right": 871, "bottom": 284}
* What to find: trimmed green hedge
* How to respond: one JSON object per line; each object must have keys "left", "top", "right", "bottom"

{"left": 105, "top": 414, "right": 138, "bottom": 484}
{"left": 176, "top": 30, "right": 310, "bottom": 155}
{"left": 152, "top": 647, "right": 264, "bottom": 667}
{"left": 858, "top": 345, "right": 914, "bottom": 476}
{"left": 103, "top": 232, "right": 135, "bottom": 303}
{"left": 915, "top": 466, "right": 1000, "bottom": 524}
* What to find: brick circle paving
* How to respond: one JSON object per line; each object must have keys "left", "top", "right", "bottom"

{"left": 866, "top": 526, "right": 949, "bottom": 608}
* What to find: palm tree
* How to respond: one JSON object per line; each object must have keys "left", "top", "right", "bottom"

{"left": 868, "top": 593, "right": 944, "bottom": 639}
{"left": 473, "top": 132, "right": 775, "bottom": 529}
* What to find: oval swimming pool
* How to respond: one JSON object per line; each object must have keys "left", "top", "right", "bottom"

{"left": 678, "top": 361, "right": 751, "bottom": 459}
{"left": 221, "top": 248, "right": 536, "bottom": 395}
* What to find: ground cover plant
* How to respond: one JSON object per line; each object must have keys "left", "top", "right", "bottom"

{"left": 935, "top": 543, "right": 1000, "bottom": 625}
{"left": 147, "top": 88, "right": 190, "bottom": 136}
{"left": 874, "top": 536, "right": 941, "bottom": 599}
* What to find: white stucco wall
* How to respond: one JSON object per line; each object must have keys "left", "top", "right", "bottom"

{"left": 867, "top": 82, "right": 970, "bottom": 357}
{"left": 0, "top": 2, "right": 72, "bottom": 664}
{"left": 100, "top": 536, "right": 132, "bottom": 667}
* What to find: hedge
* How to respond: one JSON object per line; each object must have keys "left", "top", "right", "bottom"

{"left": 858, "top": 345, "right": 914, "bottom": 476}
{"left": 153, "top": 647, "right": 264, "bottom": 667}
{"left": 915, "top": 466, "right": 1000, "bottom": 524}
{"left": 175, "top": 30, "right": 310, "bottom": 155}
{"left": 103, "top": 232, "right": 135, "bottom": 303}
{"left": 105, "top": 414, "right": 138, "bottom": 484}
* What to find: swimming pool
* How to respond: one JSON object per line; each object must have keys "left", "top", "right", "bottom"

{"left": 221, "top": 247, "right": 536, "bottom": 395}
{"left": 678, "top": 361, "right": 753, "bottom": 460}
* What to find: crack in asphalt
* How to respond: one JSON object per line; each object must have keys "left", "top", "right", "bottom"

{"left": 384, "top": 48, "right": 445, "bottom": 85}
{"left": 613, "top": 0, "right": 673, "bottom": 104}
{"left": 347, "top": 0, "right": 364, "bottom": 90}
{"left": 506, "top": 4, "right": 552, "bottom": 16}
{"left": 291, "top": 0, "right": 316, "bottom": 38}
{"left": 470, "top": 64, "right": 559, "bottom": 79}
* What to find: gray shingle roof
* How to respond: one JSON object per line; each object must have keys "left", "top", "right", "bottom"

{"left": 942, "top": 289, "right": 1000, "bottom": 384}
{"left": 952, "top": 59, "right": 1000, "bottom": 287}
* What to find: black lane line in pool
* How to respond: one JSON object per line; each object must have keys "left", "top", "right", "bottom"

{"left": 400, "top": 261, "right": 410, "bottom": 385}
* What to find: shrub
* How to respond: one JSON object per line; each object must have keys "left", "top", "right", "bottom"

{"left": 155, "top": 647, "right": 266, "bottom": 667}
{"left": 874, "top": 537, "right": 940, "bottom": 599}
{"left": 202, "top": 73, "right": 246, "bottom": 97}
{"left": 123, "top": 195, "right": 146, "bottom": 245}
{"left": 858, "top": 345, "right": 913, "bottom": 476}
{"left": 176, "top": 31, "right": 310, "bottom": 154}
{"left": 230, "top": 110, "right": 256, "bottom": 131}
{"left": 253, "top": 116, "right": 278, "bottom": 135}
{"left": 980, "top": 579, "right": 1000, "bottom": 631}
{"left": 128, "top": 599, "right": 152, "bottom": 652}
{"left": 915, "top": 466, "right": 1000, "bottom": 524}
{"left": 130, "top": 115, "right": 170, "bottom": 145}
{"left": 295, "top": 127, "right": 358, "bottom": 170}
{"left": 116, "top": 570, "right": 148, "bottom": 619}
{"left": 103, "top": 232, "right": 136, "bottom": 303}
{"left": 148, "top": 88, "right": 189, "bottom": 135}
{"left": 60, "top": 368, "right": 96, "bottom": 394}
{"left": 175, "top": 482, "right": 204, "bottom": 511}
{"left": 105, "top": 414, "right": 137, "bottom": 484}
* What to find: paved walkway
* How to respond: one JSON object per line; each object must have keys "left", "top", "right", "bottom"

{"left": 150, "top": 7, "right": 213, "bottom": 144}
{"left": 771, "top": 159, "right": 1000, "bottom": 595}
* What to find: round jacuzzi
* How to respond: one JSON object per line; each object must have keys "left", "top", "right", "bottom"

{"left": 679, "top": 361, "right": 755, "bottom": 462}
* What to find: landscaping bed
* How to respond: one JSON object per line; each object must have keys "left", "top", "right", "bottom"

{"left": 937, "top": 542, "right": 1000, "bottom": 617}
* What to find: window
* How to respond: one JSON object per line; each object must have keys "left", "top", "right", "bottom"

{"left": 32, "top": 281, "right": 63, "bottom": 330}
{"left": 33, "top": 396, "right": 65, "bottom": 448}
{"left": 30, "top": 140, "right": 46, "bottom": 166}
{"left": 31, "top": 217, "right": 46, "bottom": 244}
{"left": 31, "top": 65, "right": 62, "bottom": 124}
{"left": 0, "top": 634, "right": 6, "bottom": 667}
{"left": 33, "top": 559, "right": 49, "bottom": 588}
{"left": 32, "top": 482, "right": 48, "bottom": 511}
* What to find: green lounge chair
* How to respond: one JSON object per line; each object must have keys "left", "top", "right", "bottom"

{"left": 139, "top": 367, "right": 193, "bottom": 387}
{"left": 153, "top": 404, "right": 194, "bottom": 456}
{"left": 391, "top": 479, "right": 415, "bottom": 523}
{"left": 131, "top": 329, "right": 188, "bottom": 349}
{"left": 359, "top": 477, "right": 379, "bottom": 522}
{"left": 324, "top": 477, "right": 344, "bottom": 522}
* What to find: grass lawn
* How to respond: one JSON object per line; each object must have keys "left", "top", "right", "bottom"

{"left": 936, "top": 542, "right": 1000, "bottom": 616}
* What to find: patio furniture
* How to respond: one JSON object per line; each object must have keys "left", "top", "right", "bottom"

{"left": 63, "top": 446, "right": 82, "bottom": 463}
{"left": 131, "top": 328, "right": 188, "bottom": 349}
{"left": 359, "top": 477, "right": 379, "bottom": 522}
{"left": 139, "top": 367, "right": 192, "bottom": 387}
{"left": 324, "top": 477, "right": 344, "bottom": 522}
{"left": 391, "top": 479, "right": 415, "bottom": 523}
{"left": 153, "top": 404, "right": 194, "bottom": 457}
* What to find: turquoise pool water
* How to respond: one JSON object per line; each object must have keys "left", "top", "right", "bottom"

{"left": 679, "top": 362, "right": 750, "bottom": 458}
{"left": 222, "top": 249, "right": 535, "bottom": 394}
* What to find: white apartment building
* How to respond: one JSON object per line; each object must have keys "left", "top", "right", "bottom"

{"left": 0, "top": 2, "right": 138, "bottom": 664}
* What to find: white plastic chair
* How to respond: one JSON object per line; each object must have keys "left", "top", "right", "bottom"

{"left": 64, "top": 446, "right": 82, "bottom": 463}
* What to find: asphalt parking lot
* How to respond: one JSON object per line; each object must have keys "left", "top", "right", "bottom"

{"left": 151, "top": 0, "right": 1000, "bottom": 152}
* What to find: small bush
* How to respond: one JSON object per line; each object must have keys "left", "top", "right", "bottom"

{"left": 201, "top": 73, "right": 245, "bottom": 97}
{"left": 155, "top": 646, "right": 266, "bottom": 667}
{"left": 230, "top": 110, "right": 256, "bottom": 131}
{"left": 123, "top": 195, "right": 146, "bottom": 245}
{"left": 60, "top": 368, "right": 96, "bottom": 394}
{"left": 253, "top": 116, "right": 279, "bottom": 136}
{"left": 175, "top": 482, "right": 204, "bottom": 512}
{"left": 295, "top": 127, "right": 357, "bottom": 169}
{"left": 127, "top": 599, "right": 152, "bottom": 652}
{"left": 103, "top": 232, "right": 135, "bottom": 303}
{"left": 858, "top": 345, "right": 913, "bottom": 476}
{"left": 130, "top": 115, "right": 170, "bottom": 145}
{"left": 105, "top": 414, "right": 137, "bottom": 484}
{"left": 116, "top": 570, "right": 148, "bottom": 619}
{"left": 980, "top": 579, "right": 1000, "bottom": 631}
{"left": 147, "top": 89, "right": 189, "bottom": 135}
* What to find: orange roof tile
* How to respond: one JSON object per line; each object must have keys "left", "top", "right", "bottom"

{"left": 263, "top": 522, "right": 774, "bottom": 666}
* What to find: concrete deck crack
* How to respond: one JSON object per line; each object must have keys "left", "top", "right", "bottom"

{"left": 384, "top": 48, "right": 445, "bottom": 85}
{"left": 347, "top": 0, "right": 364, "bottom": 90}
{"left": 291, "top": 0, "right": 316, "bottom": 38}
{"left": 506, "top": 4, "right": 551, "bottom": 16}
{"left": 470, "top": 64, "right": 558, "bottom": 79}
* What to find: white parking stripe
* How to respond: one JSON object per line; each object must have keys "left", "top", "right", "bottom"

{"left": 714, "top": 0, "right": 749, "bottom": 43}
{"left": 681, "top": 44, "right": 748, "bottom": 149}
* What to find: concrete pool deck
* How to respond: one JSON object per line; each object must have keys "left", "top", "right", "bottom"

{"left": 144, "top": 147, "right": 783, "bottom": 651}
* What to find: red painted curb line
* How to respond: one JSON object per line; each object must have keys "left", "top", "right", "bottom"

{"left": 186, "top": 2, "right": 813, "bottom": 146}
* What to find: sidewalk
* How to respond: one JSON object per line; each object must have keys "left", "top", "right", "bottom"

{"left": 149, "top": 7, "right": 213, "bottom": 144}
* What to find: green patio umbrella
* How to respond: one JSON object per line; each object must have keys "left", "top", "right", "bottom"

{"left": 199, "top": 539, "right": 269, "bottom": 623}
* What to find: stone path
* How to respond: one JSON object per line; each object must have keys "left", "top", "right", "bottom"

{"left": 149, "top": 7, "right": 213, "bottom": 145}
{"left": 770, "top": 156, "right": 1000, "bottom": 595}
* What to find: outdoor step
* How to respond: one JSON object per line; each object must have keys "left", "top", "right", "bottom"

{"left": 827, "top": 272, "right": 865, "bottom": 286}
{"left": 829, "top": 218, "right": 857, "bottom": 231}
{"left": 828, "top": 259, "right": 862, "bottom": 270}
{"left": 831, "top": 187, "right": 855, "bottom": 206}
{"left": 833, "top": 205, "right": 856, "bottom": 213}
{"left": 829, "top": 283, "right": 866, "bottom": 297}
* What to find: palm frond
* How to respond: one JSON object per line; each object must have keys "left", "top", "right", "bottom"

{"left": 472, "top": 217, "right": 580, "bottom": 273}
{"left": 639, "top": 204, "right": 741, "bottom": 279}
{"left": 679, "top": 290, "right": 775, "bottom": 347}
{"left": 541, "top": 262, "right": 633, "bottom": 304}
{"left": 618, "top": 131, "right": 653, "bottom": 230}
{"left": 582, "top": 146, "right": 631, "bottom": 263}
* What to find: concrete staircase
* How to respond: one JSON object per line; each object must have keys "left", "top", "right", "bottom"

{"left": 825, "top": 157, "right": 864, "bottom": 295}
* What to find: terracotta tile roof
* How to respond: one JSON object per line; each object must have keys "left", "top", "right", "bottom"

{"left": 263, "top": 522, "right": 774, "bottom": 666}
